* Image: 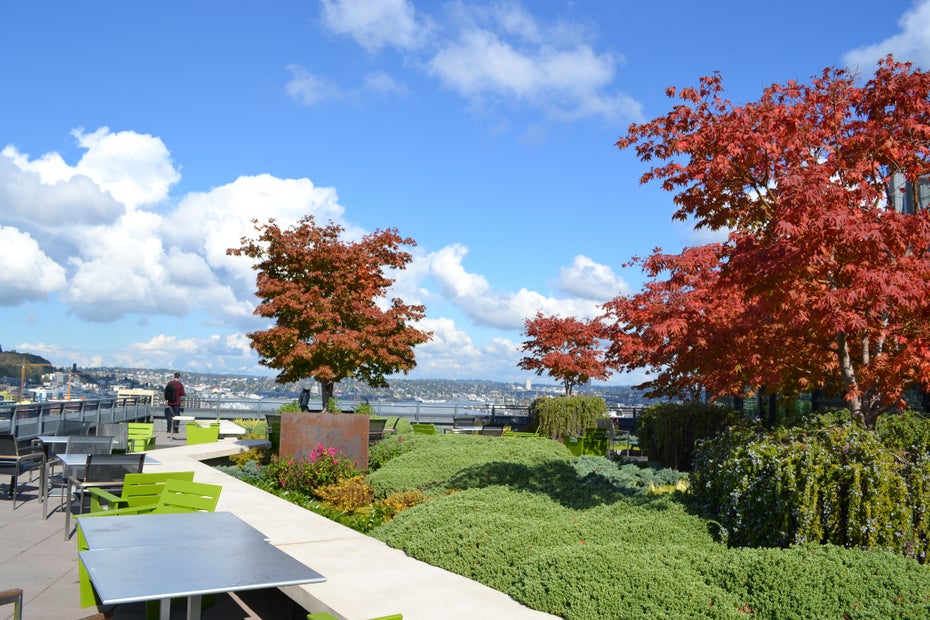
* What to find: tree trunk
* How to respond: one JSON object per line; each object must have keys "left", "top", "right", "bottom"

{"left": 320, "top": 379, "right": 335, "bottom": 410}
{"left": 836, "top": 332, "right": 865, "bottom": 425}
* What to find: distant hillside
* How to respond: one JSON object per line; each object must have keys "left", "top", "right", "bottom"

{"left": 0, "top": 350, "right": 57, "bottom": 384}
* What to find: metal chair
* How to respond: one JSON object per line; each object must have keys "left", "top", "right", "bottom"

{"left": 97, "top": 423, "right": 129, "bottom": 453}
{"left": 0, "top": 434, "right": 45, "bottom": 509}
{"left": 47, "top": 435, "right": 114, "bottom": 514}
{"left": 64, "top": 453, "right": 145, "bottom": 539}
{"left": 0, "top": 588, "right": 23, "bottom": 620}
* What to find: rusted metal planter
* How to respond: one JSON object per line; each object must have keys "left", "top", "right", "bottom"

{"left": 279, "top": 411, "right": 369, "bottom": 469}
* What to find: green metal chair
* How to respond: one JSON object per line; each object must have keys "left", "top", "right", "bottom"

{"left": 186, "top": 421, "right": 220, "bottom": 445}
{"left": 85, "top": 470, "right": 196, "bottom": 512}
{"left": 583, "top": 428, "right": 609, "bottom": 457}
{"left": 411, "top": 423, "right": 437, "bottom": 435}
{"left": 126, "top": 423, "right": 155, "bottom": 452}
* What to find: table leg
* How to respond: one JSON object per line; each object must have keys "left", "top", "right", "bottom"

{"left": 63, "top": 478, "right": 73, "bottom": 541}
{"left": 187, "top": 594, "right": 202, "bottom": 620}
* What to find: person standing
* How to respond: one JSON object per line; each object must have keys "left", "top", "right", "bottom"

{"left": 164, "top": 372, "right": 186, "bottom": 436}
{"left": 296, "top": 378, "right": 313, "bottom": 412}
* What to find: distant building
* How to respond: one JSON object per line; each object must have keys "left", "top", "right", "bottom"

{"left": 886, "top": 172, "right": 930, "bottom": 214}
{"left": 524, "top": 379, "right": 532, "bottom": 391}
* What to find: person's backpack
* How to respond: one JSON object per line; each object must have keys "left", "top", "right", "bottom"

{"left": 164, "top": 381, "right": 178, "bottom": 403}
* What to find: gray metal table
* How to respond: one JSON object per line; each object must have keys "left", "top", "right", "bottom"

{"left": 77, "top": 512, "right": 326, "bottom": 620}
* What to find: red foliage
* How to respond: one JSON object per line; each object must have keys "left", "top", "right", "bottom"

{"left": 609, "top": 57, "right": 930, "bottom": 426}
{"left": 519, "top": 312, "right": 610, "bottom": 395}
{"left": 228, "top": 215, "right": 431, "bottom": 406}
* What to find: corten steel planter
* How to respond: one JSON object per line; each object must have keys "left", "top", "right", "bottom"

{"left": 279, "top": 411, "right": 369, "bottom": 469}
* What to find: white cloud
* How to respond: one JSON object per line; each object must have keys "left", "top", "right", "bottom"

{"left": 70, "top": 128, "right": 180, "bottom": 209}
{"left": 314, "top": 1, "right": 641, "bottom": 124}
{"left": 0, "top": 226, "right": 67, "bottom": 305}
{"left": 0, "top": 148, "right": 124, "bottom": 232}
{"left": 286, "top": 65, "right": 341, "bottom": 106}
{"left": 320, "top": 0, "right": 429, "bottom": 52}
{"left": 843, "top": 0, "right": 930, "bottom": 69}
{"left": 411, "top": 317, "right": 524, "bottom": 379}
{"left": 555, "top": 255, "right": 629, "bottom": 300}
{"left": 425, "top": 244, "right": 602, "bottom": 330}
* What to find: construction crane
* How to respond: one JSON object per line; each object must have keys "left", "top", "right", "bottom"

{"left": 19, "top": 357, "right": 56, "bottom": 402}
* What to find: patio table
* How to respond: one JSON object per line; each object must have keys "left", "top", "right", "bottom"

{"left": 77, "top": 511, "right": 326, "bottom": 620}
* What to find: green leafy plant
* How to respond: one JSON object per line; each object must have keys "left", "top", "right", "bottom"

{"left": 325, "top": 396, "right": 341, "bottom": 413}
{"left": 262, "top": 444, "right": 359, "bottom": 496}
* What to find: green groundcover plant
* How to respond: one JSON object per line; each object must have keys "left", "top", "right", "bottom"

{"left": 220, "top": 431, "right": 930, "bottom": 619}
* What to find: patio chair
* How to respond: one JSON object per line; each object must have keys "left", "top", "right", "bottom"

{"left": 583, "top": 427, "right": 608, "bottom": 457}
{"left": 368, "top": 418, "right": 387, "bottom": 444}
{"left": 479, "top": 425, "right": 504, "bottom": 436}
{"left": 64, "top": 453, "right": 146, "bottom": 539}
{"left": 47, "top": 435, "right": 115, "bottom": 513}
{"left": 97, "top": 423, "right": 129, "bottom": 453}
{"left": 76, "top": 478, "right": 222, "bottom": 610}
{"left": 564, "top": 435, "right": 585, "bottom": 457}
{"left": 86, "top": 471, "right": 196, "bottom": 512}
{"left": 0, "top": 434, "right": 45, "bottom": 509}
{"left": 0, "top": 588, "right": 23, "bottom": 620}
{"left": 412, "top": 423, "right": 437, "bottom": 435}
{"left": 126, "top": 422, "right": 155, "bottom": 452}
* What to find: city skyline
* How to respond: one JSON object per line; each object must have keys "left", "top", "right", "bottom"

{"left": 1, "top": 1, "right": 927, "bottom": 384}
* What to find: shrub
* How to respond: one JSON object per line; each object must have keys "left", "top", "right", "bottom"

{"left": 530, "top": 395, "right": 607, "bottom": 439}
{"left": 232, "top": 418, "right": 267, "bottom": 439}
{"left": 228, "top": 447, "right": 267, "bottom": 466}
{"left": 262, "top": 444, "right": 359, "bottom": 496}
{"left": 368, "top": 431, "right": 415, "bottom": 471}
{"left": 691, "top": 422, "right": 930, "bottom": 561}
{"left": 371, "top": 489, "right": 427, "bottom": 525}
{"left": 278, "top": 401, "right": 302, "bottom": 412}
{"left": 637, "top": 401, "right": 739, "bottom": 470}
{"left": 315, "top": 475, "right": 375, "bottom": 512}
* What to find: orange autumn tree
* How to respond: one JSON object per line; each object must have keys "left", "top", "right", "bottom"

{"left": 607, "top": 57, "right": 930, "bottom": 427}
{"left": 519, "top": 312, "right": 611, "bottom": 395}
{"left": 229, "top": 215, "right": 431, "bottom": 408}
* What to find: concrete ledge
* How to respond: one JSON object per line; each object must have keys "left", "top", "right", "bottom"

{"left": 148, "top": 439, "right": 557, "bottom": 620}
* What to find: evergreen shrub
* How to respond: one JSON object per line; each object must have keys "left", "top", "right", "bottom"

{"left": 691, "top": 421, "right": 930, "bottom": 561}
{"left": 636, "top": 401, "right": 739, "bottom": 470}
{"left": 530, "top": 395, "right": 608, "bottom": 439}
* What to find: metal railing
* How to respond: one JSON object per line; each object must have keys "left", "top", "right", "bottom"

{"left": 1, "top": 397, "right": 152, "bottom": 440}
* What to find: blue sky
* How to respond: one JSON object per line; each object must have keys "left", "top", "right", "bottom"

{"left": 1, "top": 0, "right": 927, "bottom": 385}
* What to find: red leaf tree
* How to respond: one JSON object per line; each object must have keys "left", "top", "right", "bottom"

{"left": 607, "top": 57, "right": 930, "bottom": 427}
{"left": 228, "top": 215, "right": 432, "bottom": 408}
{"left": 518, "top": 312, "right": 611, "bottom": 395}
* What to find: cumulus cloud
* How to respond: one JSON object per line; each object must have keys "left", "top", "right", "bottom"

{"left": 0, "top": 226, "right": 67, "bottom": 305}
{"left": 555, "top": 255, "right": 629, "bottom": 300}
{"left": 320, "top": 0, "right": 430, "bottom": 52}
{"left": 424, "top": 244, "right": 602, "bottom": 330}
{"left": 412, "top": 317, "right": 523, "bottom": 379}
{"left": 70, "top": 128, "right": 180, "bottom": 209}
{"left": 843, "top": 0, "right": 930, "bottom": 70}
{"left": 0, "top": 148, "right": 124, "bottom": 231}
